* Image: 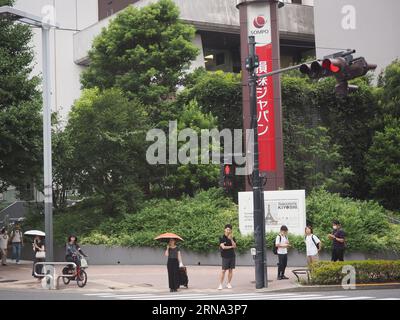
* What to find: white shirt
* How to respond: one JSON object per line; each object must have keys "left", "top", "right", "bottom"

{"left": 0, "top": 234, "right": 9, "bottom": 249}
{"left": 275, "top": 234, "right": 289, "bottom": 254}
{"left": 305, "top": 234, "right": 321, "bottom": 256}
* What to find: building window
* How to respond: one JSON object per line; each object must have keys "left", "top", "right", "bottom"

{"left": 216, "top": 53, "right": 225, "bottom": 66}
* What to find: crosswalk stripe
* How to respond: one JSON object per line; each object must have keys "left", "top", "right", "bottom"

{"left": 97, "top": 294, "right": 157, "bottom": 298}
{"left": 133, "top": 293, "right": 321, "bottom": 301}
{"left": 84, "top": 292, "right": 385, "bottom": 301}
{"left": 120, "top": 292, "right": 284, "bottom": 300}
{"left": 328, "top": 296, "right": 374, "bottom": 300}
{"left": 231, "top": 295, "right": 346, "bottom": 301}
{"left": 279, "top": 295, "right": 346, "bottom": 300}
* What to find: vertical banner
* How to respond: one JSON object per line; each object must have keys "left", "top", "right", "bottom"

{"left": 247, "top": 3, "right": 276, "bottom": 172}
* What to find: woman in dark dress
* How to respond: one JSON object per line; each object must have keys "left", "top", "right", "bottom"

{"left": 164, "top": 238, "right": 183, "bottom": 292}
{"left": 32, "top": 235, "right": 45, "bottom": 280}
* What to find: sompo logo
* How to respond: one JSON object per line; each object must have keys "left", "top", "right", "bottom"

{"left": 253, "top": 15, "right": 266, "bottom": 29}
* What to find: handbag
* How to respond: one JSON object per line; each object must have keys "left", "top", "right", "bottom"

{"left": 80, "top": 257, "right": 88, "bottom": 268}
{"left": 35, "top": 251, "right": 46, "bottom": 259}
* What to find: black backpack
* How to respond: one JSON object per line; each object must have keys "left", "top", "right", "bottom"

{"left": 272, "top": 235, "right": 281, "bottom": 255}
{"left": 305, "top": 234, "right": 320, "bottom": 250}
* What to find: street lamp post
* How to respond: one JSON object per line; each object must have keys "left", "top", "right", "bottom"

{"left": 0, "top": 6, "right": 57, "bottom": 261}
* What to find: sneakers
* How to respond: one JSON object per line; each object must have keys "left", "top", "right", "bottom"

{"left": 281, "top": 275, "right": 289, "bottom": 280}
{"left": 16, "top": 261, "right": 21, "bottom": 265}
{"left": 218, "top": 283, "right": 232, "bottom": 290}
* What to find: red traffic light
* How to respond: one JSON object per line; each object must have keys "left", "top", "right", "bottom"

{"left": 224, "top": 164, "right": 232, "bottom": 175}
{"left": 322, "top": 59, "right": 341, "bottom": 73}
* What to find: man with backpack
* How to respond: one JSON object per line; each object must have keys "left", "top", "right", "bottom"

{"left": 10, "top": 223, "right": 24, "bottom": 264}
{"left": 328, "top": 220, "right": 346, "bottom": 261}
{"left": 274, "top": 225, "right": 290, "bottom": 280}
{"left": 305, "top": 226, "right": 322, "bottom": 265}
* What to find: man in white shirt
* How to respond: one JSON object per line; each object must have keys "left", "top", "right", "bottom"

{"left": 275, "top": 225, "right": 290, "bottom": 280}
{"left": 305, "top": 226, "right": 321, "bottom": 265}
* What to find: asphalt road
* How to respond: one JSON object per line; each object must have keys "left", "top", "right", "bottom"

{"left": 0, "top": 288, "right": 399, "bottom": 300}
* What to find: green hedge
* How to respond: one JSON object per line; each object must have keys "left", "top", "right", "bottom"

{"left": 24, "top": 188, "right": 400, "bottom": 254}
{"left": 310, "top": 260, "right": 400, "bottom": 285}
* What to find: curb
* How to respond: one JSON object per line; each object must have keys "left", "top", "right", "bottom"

{"left": 260, "top": 282, "right": 400, "bottom": 293}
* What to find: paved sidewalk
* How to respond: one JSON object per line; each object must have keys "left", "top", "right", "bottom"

{"left": 0, "top": 260, "right": 301, "bottom": 293}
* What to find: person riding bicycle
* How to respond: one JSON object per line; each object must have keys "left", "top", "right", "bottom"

{"left": 65, "top": 235, "right": 87, "bottom": 268}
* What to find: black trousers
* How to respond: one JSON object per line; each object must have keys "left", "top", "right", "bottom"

{"left": 277, "top": 254, "right": 288, "bottom": 276}
{"left": 167, "top": 258, "right": 179, "bottom": 290}
{"left": 332, "top": 247, "right": 345, "bottom": 261}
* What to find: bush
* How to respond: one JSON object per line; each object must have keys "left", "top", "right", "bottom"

{"left": 79, "top": 188, "right": 400, "bottom": 254}
{"left": 310, "top": 260, "right": 400, "bottom": 285}
{"left": 81, "top": 188, "right": 254, "bottom": 253}
{"left": 306, "top": 188, "right": 399, "bottom": 252}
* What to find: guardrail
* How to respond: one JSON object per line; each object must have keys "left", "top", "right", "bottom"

{"left": 34, "top": 262, "right": 77, "bottom": 290}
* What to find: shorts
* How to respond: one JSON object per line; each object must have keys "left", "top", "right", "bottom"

{"left": 222, "top": 257, "right": 236, "bottom": 270}
{"left": 307, "top": 255, "right": 319, "bottom": 265}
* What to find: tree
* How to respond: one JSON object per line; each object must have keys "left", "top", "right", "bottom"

{"left": 81, "top": 0, "right": 198, "bottom": 105}
{"left": 52, "top": 118, "right": 75, "bottom": 209}
{"left": 315, "top": 77, "right": 379, "bottom": 199}
{"left": 179, "top": 68, "right": 243, "bottom": 130}
{"left": 149, "top": 100, "right": 220, "bottom": 198}
{"left": 66, "top": 88, "right": 150, "bottom": 215}
{"left": 0, "top": 0, "right": 42, "bottom": 197}
{"left": 377, "top": 60, "right": 400, "bottom": 121}
{"left": 282, "top": 76, "right": 353, "bottom": 194}
{"left": 366, "top": 121, "right": 400, "bottom": 211}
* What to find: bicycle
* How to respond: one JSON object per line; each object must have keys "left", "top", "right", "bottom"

{"left": 61, "top": 253, "right": 88, "bottom": 288}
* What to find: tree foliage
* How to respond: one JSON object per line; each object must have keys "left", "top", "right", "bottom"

{"left": 366, "top": 119, "right": 400, "bottom": 210}
{"left": 0, "top": 0, "right": 42, "bottom": 195}
{"left": 179, "top": 68, "right": 243, "bottom": 130}
{"left": 65, "top": 88, "right": 150, "bottom": 215}
{"left": 81, "top": 0, "right": 198, "bottom": 105}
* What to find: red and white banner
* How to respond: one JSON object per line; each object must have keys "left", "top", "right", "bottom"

{"left": 247, "top": 3, "right": 276, "bottom": 172}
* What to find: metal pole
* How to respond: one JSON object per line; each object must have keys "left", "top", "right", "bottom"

{"left": 258, "top": 60, "right": 320, "bottom": 79}
{"left": 42, "top": 26, "right": 53, "bottom": 261}
{"left": 248, "top": 36, "right": 267, "bottom": 289}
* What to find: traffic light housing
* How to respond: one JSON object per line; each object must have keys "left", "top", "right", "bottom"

{"left": 220, "top": 163, "right": 235, "bottom": 191}
{"left": 246, "top": 55, "right": 259, "bottom": 72}
{"left": 300, "top": 49, "right": 376, "bottom": 96}
{"left": 322, "top": 56, "right": 377, "bottom": 96}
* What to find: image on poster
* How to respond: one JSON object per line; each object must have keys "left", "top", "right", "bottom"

{"left": 238, "top": 190, "right": 306, "bottom": 236}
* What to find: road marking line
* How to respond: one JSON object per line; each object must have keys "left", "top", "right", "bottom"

{"left": 328, "top": 296, "right": 374, "bottom": 300}
{"left": 139, "top": 293, "right": 318, "bottom": 300}
{"left": 96, "top": 294, "right": 156, "bottom": 298}
{"left": 279, "top": 295, "right": 347, "bottom": 300}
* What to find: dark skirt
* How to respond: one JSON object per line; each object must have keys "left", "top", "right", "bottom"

{"left": 167, "top": 258, "right": 179, "bottom": 290}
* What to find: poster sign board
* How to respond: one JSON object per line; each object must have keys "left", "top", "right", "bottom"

{"left": 247, "top": 2, "right": 276, "bottom": 172}
{"left": 239, "top": 190, "right": 306, "bottom": 236}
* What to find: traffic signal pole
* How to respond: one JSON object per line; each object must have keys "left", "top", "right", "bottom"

{"left": 247, "top": 35, "right": 324, "bottom": 288}
{"left": 247, "top": 36, "right": 267, "bottom": 289}
{"left": 247, "top": 37, "right": 317, "bottom": 289}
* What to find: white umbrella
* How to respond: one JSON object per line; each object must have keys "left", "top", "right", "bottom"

{"left": 24, "top": 230, "right": 45, "bottom": 237}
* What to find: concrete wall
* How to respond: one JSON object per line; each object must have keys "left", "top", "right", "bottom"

{"left": 14, "top": 0, "right": 98, "bottom": 122}
{"left": 73, "top": 1, "right": 314, "bottom": 64}
{"left": 314, "top": 0, "right": 400, "bottom": 78}
{"left": 21, "top": 245, "right": 400, "bottom": 267}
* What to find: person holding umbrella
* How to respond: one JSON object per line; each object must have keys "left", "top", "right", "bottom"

{"left": 156, "top": 233, "right": 184, "bottom": 292}
{"left": 24, "top": 230, "right": 46, "bottom": 279}
{"left": 32, "top": 235, "right": 45, "bottom": 280}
